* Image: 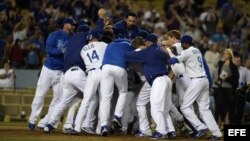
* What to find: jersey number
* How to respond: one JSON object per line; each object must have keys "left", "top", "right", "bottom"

{"left": 197, "top": 56, "right": 203, "bottom": 68}
{"left": 87, "top": 50, "right": 99, "bottom": 63}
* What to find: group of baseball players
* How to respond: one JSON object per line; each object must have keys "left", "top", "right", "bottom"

{"left": 28, "top": 8, "right": 222, "bottom": 140}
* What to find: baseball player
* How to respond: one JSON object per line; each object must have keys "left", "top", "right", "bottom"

{"left": 129, "top": 36, "right": 177, "bottom": 139}
{"left": 43, "top": 24, "right": 89, "bottom": 133}
{"left": 168, "top": 35, "right": 222, "bottom": 140}
{"left": 29, "top": 18, "right": 75, "bottom": 130}
{"left": 162, "top": 30, "right": 198, "bottom": 135}
{"left": 99, "top": 37, "right": 134, "bottom": 136}
{"left": 72, "top": 30, "right": 108, "bottom": 134}
{"left": 112, "top": 12, "right": 140, "bottom": 40}
{"left": 126, "top": 33, "right": 172, "bottom": 139}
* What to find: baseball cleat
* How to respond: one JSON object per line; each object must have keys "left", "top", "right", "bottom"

{"left": 193, "top": 128, "right": 208, "bottom": 139}
{"left": 37, "top": 123, "right": 46, "bottom": 130}
{"left": 82, "top": 127, "right": 95, "bottom": 135}
{"left": 44, "top": 124, "right": 55, "bottom": 133}
{"left": 69, "top": 129, "right": 80, "bottom": 135}
{"left": 111, "top": 115, "right": 122, "bottom": 132}
{"left": 100, "top": 126, "right": 108, "bottom": 136}
{"left": 28, "top": 123, "right": 35, "bottom": 130}
{"left": 167, "top": 131, "right": 176, "bottom": 140}
{"left": 207, "top": 135, "right": 222, "bottom": 140}
{"left": 151, "top": 131, "right": 166, "bottom": 139}
{"left": 63, "top": 128, "right": 74, "bottom": 134}
{"left": 135, "top": 130, "right": 152, "bottom": 137}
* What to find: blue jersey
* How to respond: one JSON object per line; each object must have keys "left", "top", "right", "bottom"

{"left": 102, "top": 39, "right": 133, "bottom": 69}
{"left": 64, "top": 32, "right": 88, "bottom": 73}
{"left": 202, "top": 57, "right": 212, "bottom": 87}
{"left": 44, "top": 30, "right": 71, "bottom": 70}
{"left": 113, "top": 20, "right": 140, "bottom": 40}
{"left": 126, "top": 44, "right": 169, "bottom": 85}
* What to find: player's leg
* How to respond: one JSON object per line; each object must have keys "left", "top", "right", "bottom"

{"left": 81, "top": 93, "right": 98, "bottom": 134}
{"left": 37, "top": 72, "right": 63, "bottom": 128}
{"left": 63, "top": 96, "right": 81, "bottom": 131}
{"left": 29, "top": 66, "right": 54, "bottom": 128}
{"left": 165, "top": 114, "right": 176, "bottom": 139}
{"left": 150, "top": 76, "right": 171, "bottom": 137}
{"left": 99, "top": 65, "right": 115, "bottom": 130}
{"left": 121, "top": 91, "right": 135, "bottom": 133}
{"left": 169, "top": 99, "right": 184, "bottom": 123}
{"left": 180, "top": 78, "right": 208, "bottom": 137}
{"left": 136, "top": 82, "right": 152, "bottom": 136}
{"left": 74, "top": 70, "right": 101, "bottom": 132}
{"left": 196, "top": 79, "right": 222, "bottom": 138}
{"left": 45, "top": 68, "right": 86, "bottom": 131}
{"left": 112, "top": 66, "right": 128, "bottom": 129}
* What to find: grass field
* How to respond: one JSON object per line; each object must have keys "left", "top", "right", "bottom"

{"left": 0, "top": 122, "right": 223, "bottom": 141}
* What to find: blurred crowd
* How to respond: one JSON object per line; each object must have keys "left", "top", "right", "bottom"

{"left": 0, "top": 0, "right": 250, "bottom": 70}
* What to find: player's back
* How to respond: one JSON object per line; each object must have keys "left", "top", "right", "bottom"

{"left": 81, "top": 41, "right": 107, "bottom": 71}
{"left": 102, "top": 39, "right": 133, "bottom": 69}
{"left": 180, "top": 47, "right": 206, "bottom": 78}
{"left": 64, "top": 32, "right": 88, "bottom": 72}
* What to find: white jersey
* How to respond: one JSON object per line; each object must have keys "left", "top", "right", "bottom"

{"left": 0, "top": 69, "right": 15, "bottom": 88}
{"left": 167, "top": 42, "right": 185, "bottom": 76}
{"left": 177, "top": 46, "right": 206, "bottom": 78}
{"left": 81, "top": 41, "right": 107, "bottom": 72}
{"left": 238, "top": 66, "right": 250, "bottom": 87}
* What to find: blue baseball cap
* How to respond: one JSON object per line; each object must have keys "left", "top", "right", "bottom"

{"left": 87, "top": 30, "right": 102, "bottom": 40}
{"left": 137, "top": 30, "right": 148, "bottom": 39}
{"left": 181, "top": 35, "right": 193, "bottom": 44}
{"left": 63, "top": 18, "right": 75, "bottom": 25}
{"left": 77, "top": 25, "right": 90, "bottom": 32}
{"left": 145, "top": 33, "right": 158, "bottom": 43}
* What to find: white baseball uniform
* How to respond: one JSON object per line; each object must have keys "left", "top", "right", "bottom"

{"left": 99, "top": 39, "right": 133, "bottom": 128}
{"left": 46, "top": 66, "right": 87, "bottom": 128}
{"left": 74, "top": 41, "right": 107, "bottom": 132}
{"left": 167, "top": 43, "right": 191, "bottom": 106}
{"left": 29, "top": 66, "right": 63, "bottom": 125}
{"left": 176, "top": 46, "right": 222, "bottom": 137}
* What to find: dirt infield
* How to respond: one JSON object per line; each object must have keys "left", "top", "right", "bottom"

{"left": 0, "top": 123, "right": 223, "bottom": 141}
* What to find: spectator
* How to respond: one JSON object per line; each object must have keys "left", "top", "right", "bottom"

{"left": 204, "top": 42, "right": 220, "bottom": 81}
{"left": 0, "top": 60, "right": 16, "bottom": 88}
{"left": 213, "top": 48, "right": 239, "bottom": 129}
{"left": 10, "top": 39, "right": 23, "bottom": 68}
{"left": 211, "top": 25, "right": 229, "bottom": 49}
{"left": 198, "top": 33, "right": 211, "bottom": 55}
{"left": 0, "top": 38, "right": 5, "bottom": 66}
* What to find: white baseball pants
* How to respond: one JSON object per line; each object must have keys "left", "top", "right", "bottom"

{"left": 99, "top": 64, "right": 128, "bottom": 126}
{"left": 47, "top": 66, "right": 87, "bottom": 128}
{"left": 180, "top": 77, "right": 222, "bottom": 137}
{"left": 74, "top": 69, "right": 101, "bottom": 132}
{"left": 150, "top": 75, "right": 172, "bottom": 135}
{"left": 29, "top": 66, "right": 63, "bottom": 124}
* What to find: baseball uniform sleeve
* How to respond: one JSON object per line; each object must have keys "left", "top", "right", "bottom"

{"left": 46, "top": 32, "right": 63, "bottom": 56}
{"left": 126, "top": 49, "right": 147, "bottom": 64}
{"left": 176, "top": 49, "right": 189, "bottom": 62}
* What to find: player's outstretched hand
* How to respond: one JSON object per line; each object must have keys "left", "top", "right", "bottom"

{"left": 168, "top": 58, "right": 179, "bottom": 65}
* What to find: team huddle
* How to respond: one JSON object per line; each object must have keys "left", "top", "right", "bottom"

{"left": 28, "top": 9, "right": 222, "bottom": 140}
